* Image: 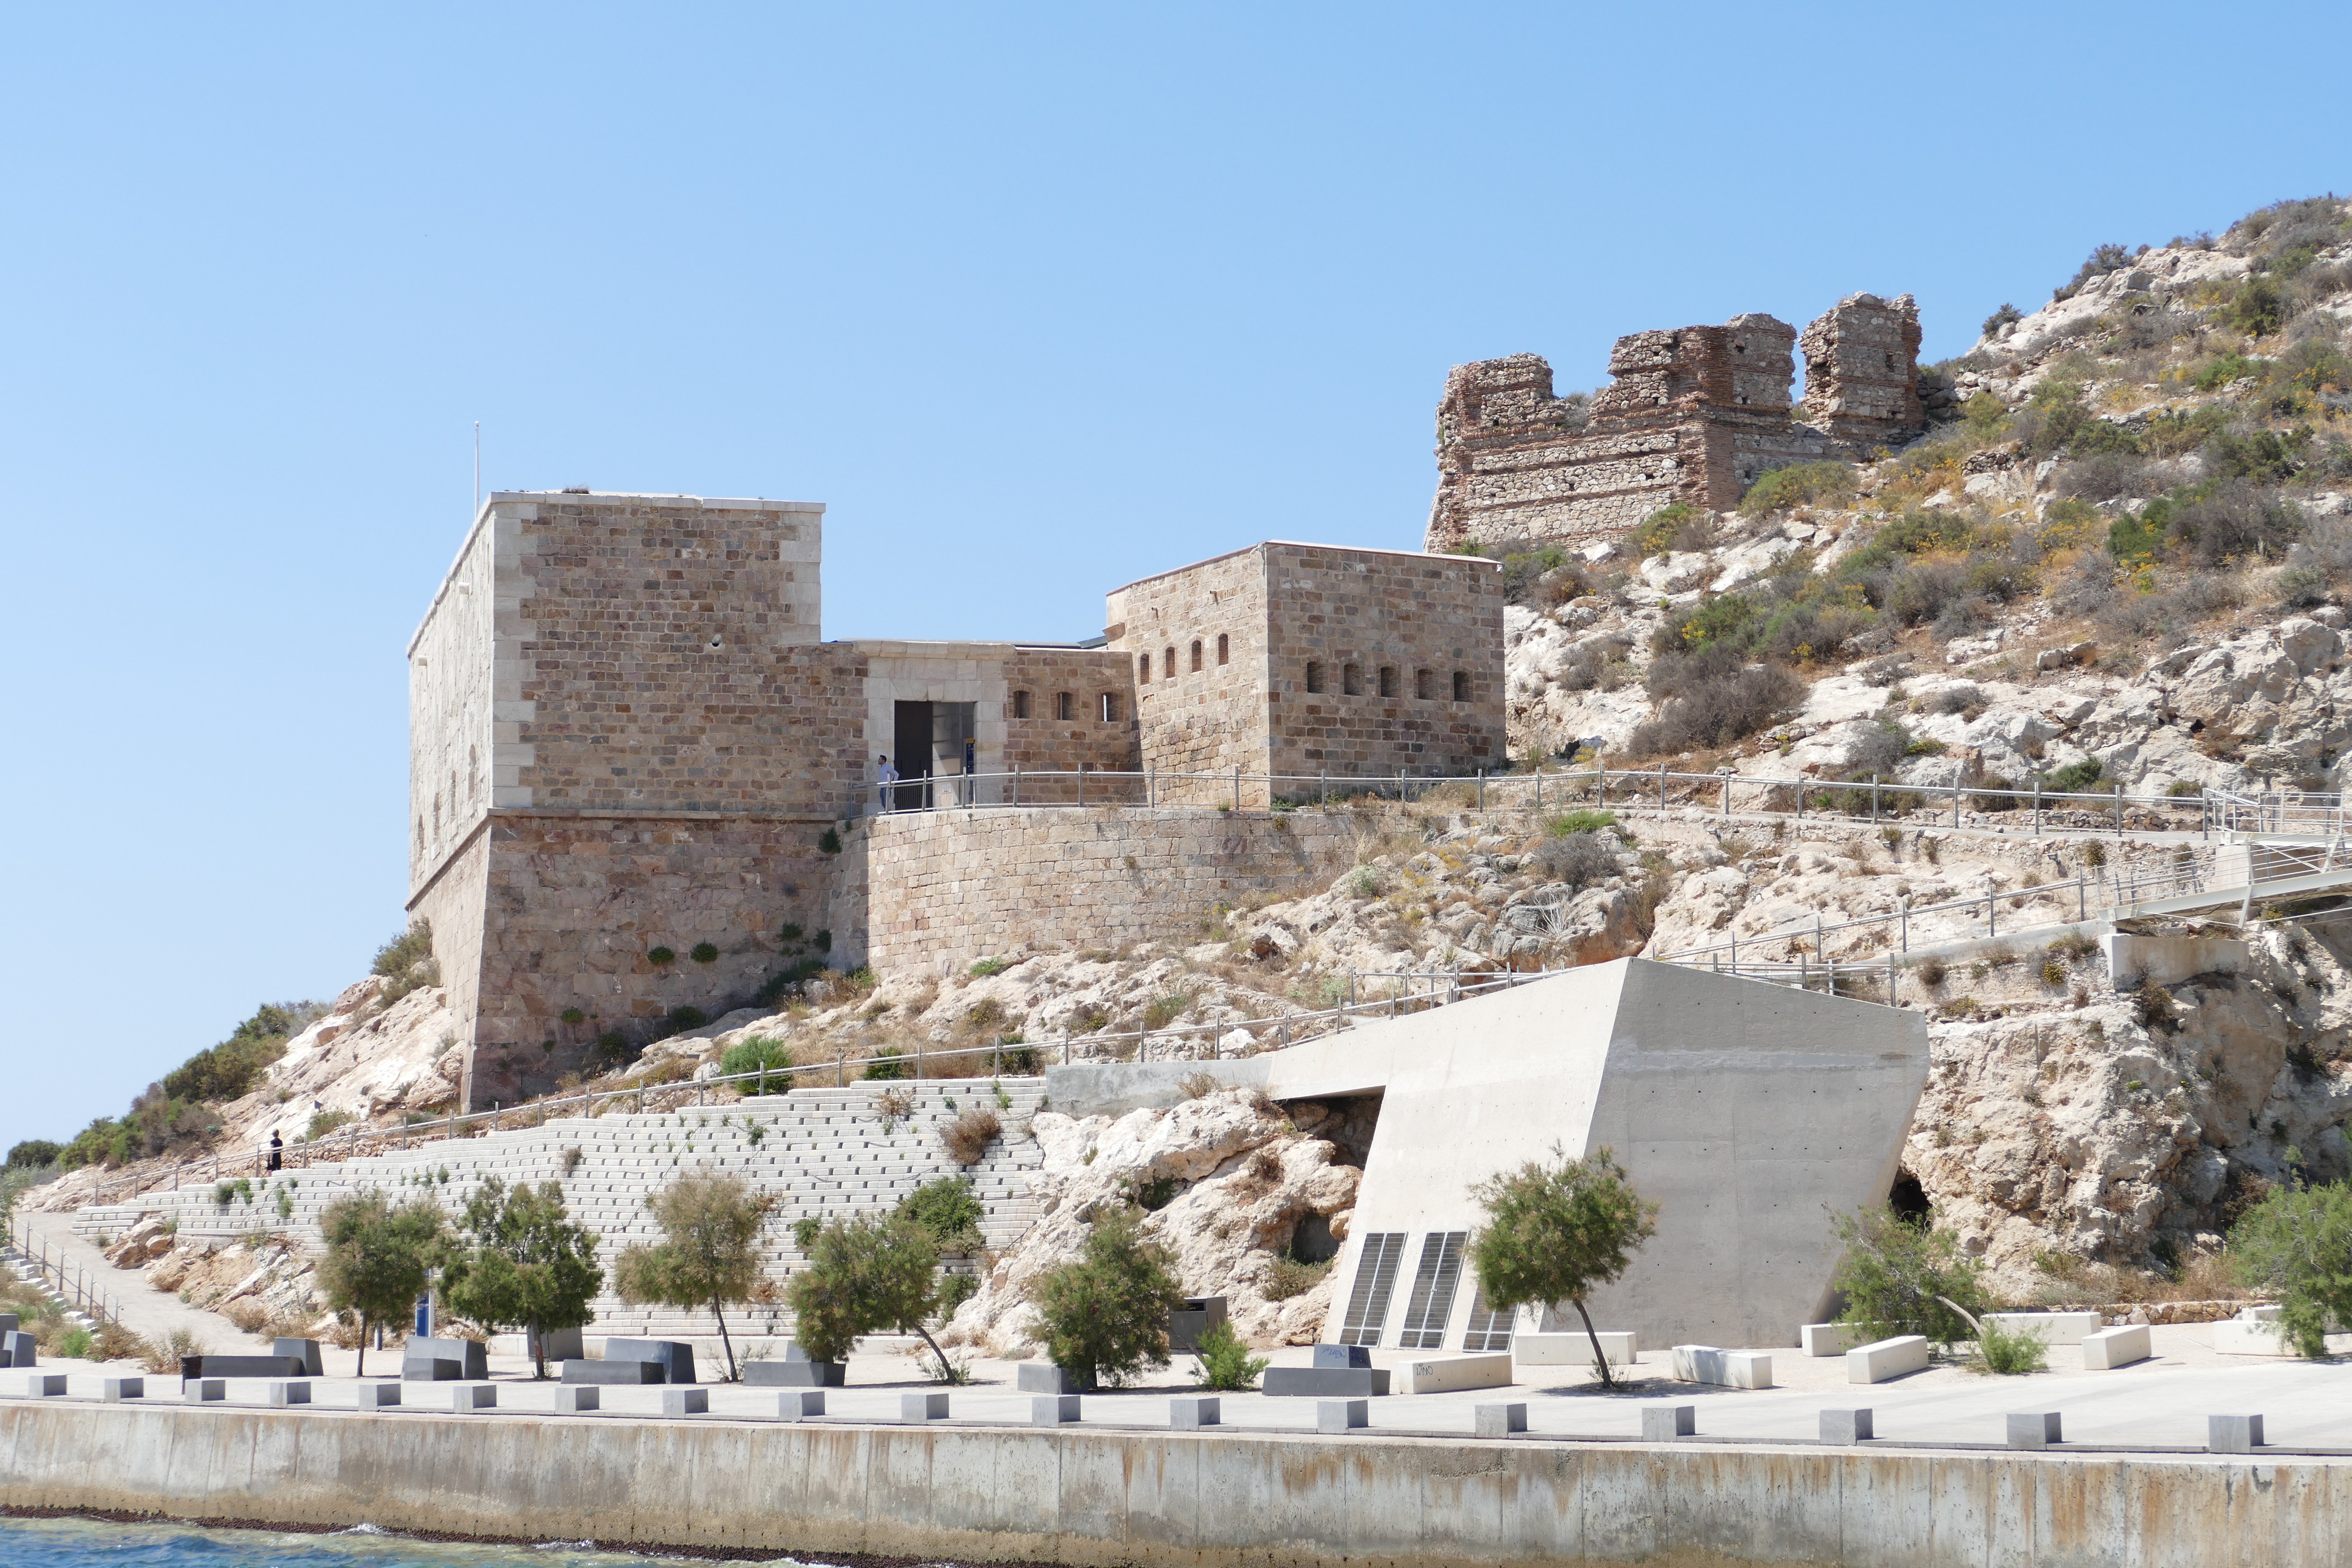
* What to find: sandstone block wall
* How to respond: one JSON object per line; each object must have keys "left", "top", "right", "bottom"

{"left": 407, "top": 507, "right": 502, "bottom": 888}
{"left": 835, "top": 808, "right": 1358, "bottom": 974}
{"left": 1107, "top": 546, "right": 1270, "bottom": 797}
{"left": 1425, "top": 297, "right": 1926, "bottom": 553}
{"left": 847, "top": 642, "right": 1141, "bottom": 808}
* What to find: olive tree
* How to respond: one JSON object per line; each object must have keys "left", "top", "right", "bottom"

{"left": 1029, "top": 1206, "right": 1186, "bottom": 1389}
{"left": 315, "top": 1191, "right": 446, "bottom": 1377}
{"left": 438, "top": 1176, "right": 604, "bottom": 1378}
{"left": 613, "top": 1171, "right": 779, "bottom": 1381}
{"left": 1467, "top": 1145, "right": 1658, "bottom": 1389}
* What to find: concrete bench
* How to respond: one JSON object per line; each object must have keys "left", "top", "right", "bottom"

{"left": 1511, "top": 1331, "right": 1634, "bottom": 1368}
{"left": 2213, "top": 1311, "right": 2293, "bottom": 1356}
{"left": 1800, "top": 1323, "right": 1863, "bottom": 1357}
{"left": 1670, "top": 1345, "right": 1773, "bottom": 1389}
{"left": 1846, "top": 1335, "right": 1930, "bottom": 1384}
{"left": 2081, "top": 1324, "right": 2152, "bottom": 1369}
{"left": 1985, "top": 1311, "right": 2102, "bottom": 1346}
{"left": 562, "top": 1359, "right": 665, "bottom": 1385}
{"left": 1393, "top": 1353, "right": 1513, "bottom": 1396}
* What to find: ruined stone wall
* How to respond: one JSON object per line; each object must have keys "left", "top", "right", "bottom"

{"left": 837, "top": 808, "right": 1358, "bottom": 973}
{"left": 1106, "top": 547, "right": 1270, "bottom": 795}
{"left": 1425, "top": 298, "right": 1921, "bottom": 553}
{"left": 1262, "top": 545, "right": 1505, "bottom": 787}
{"left": 499, "top": 492, "right": 825, "bottom": 814}
{"left": 1800, "top": 293, "right": 1926, "bottom": 453}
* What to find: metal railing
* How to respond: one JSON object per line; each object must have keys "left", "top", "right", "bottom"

{"left": 858, "top": 762, "right": 2244, "bottom": 839}
{"left": 6, "top": 1213, "right": 126, "bottom": 1328}
{"left": 80, "top": 965, "right": 1565, "bottom": 1209}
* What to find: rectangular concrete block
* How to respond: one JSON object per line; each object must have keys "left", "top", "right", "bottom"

{"left": 401, "top": 1336, "right": 490, "bottom": 1381}
{"left": 1984, "top": 1310, "right": 2102, "bottom": 1345}
{"left": 602, "top": 1338, "right": 695, "bottom": 1384}
{"left": 1512, "top": 1330, "right": 1635, "bottom": 1367}
{"left": 660, "top": 1388, "right": 708, "bottom": 1417}
{"left": 2007, "top": 1411, "right": 2062, "bottom": 1450}
{"left": 266, "top": 1381, "right": 312, "bottom": 1407}
{"left": 554, "top": 1386, "right": 599, "bottom": 1413}
{"left": 2081, "top": 1324, "right": 2152, "bottom": 1370}
{"left": 184, "top": 1379, "right": 225, "bottom": 1403}
{"left": 1262, "top": 1366, "right": 1391, "bottom": 1397}
{"left": 3, "top": 1331, "right": 40, "bottom": 1368}
{"left": 274, "top": 1338, "right": 326, "bottom": 1378}
{"left": 2209, "top": 1414, "right": 2265, "bottom": 1453}
{"left": 562, "top": 1358, "right": 665, "bottom": 1385}
{"left": 100, "top": 1378, "right": 144, "bottom": 1402}
{"left": 1031, "top": 1394, "right": 1080, "bottom": 1425}
{"left": 1820, "top": 1408, "right": 1874, "bottom": 1444}
{"left": 404, "top": 1358, "right": 463, "bottom": 1383}
{"left": 451, "top": 1383, "right": 498, "bottom": 1411}
{"left": 18, "top": 1373, "right": 68, "bottom": 1397}
{"left": 1014, "top": 1361, "right": 1087, "bottom": 1393}
{"left": 1642, "top": 1404, "right": 1695, "bottom": 1440}
{"left": 1846, "top": 1335, "right": 1930, "bottom": 1384}
{"left": 1669, "top": 1345, "right": 1773, "bottom": 1389}
{"left": 356, "top": 1382, "right": 401, "bottom": 1411}
{"left": 744, "top": 1358, "right": 844, "bottom": 1387}
{"left": 901, "top": 1392, "right": 949, "bottom": 1422}
{"left": 1317, "top": 1399, "right": 1367, "bottom": 1433}
{"left": 2213, "top": 1316, "right": 2294, "bottom": 1356}
{"left": 1474, "top": 1402, "right": 1527, "bottom": 1437}
{"left": 1800, "top": 1323, "right": 1862, "bottom": 1357}
{"left": 1311, "top": 1344, "right": 1372, "bottom": 1368}
{"left": 1170, "top": 1396, "right": 1220, "bottom": 1430}
{"left": 777, "top": 1390, "right": 826, "bottom": 1420}
{"left": 1393, "top": 1352, "right": 1513, "bottom": 1395}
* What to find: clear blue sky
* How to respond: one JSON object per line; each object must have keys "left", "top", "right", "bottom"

{"left": 2, "top": 2, "right": 2343, "bottom": 1157}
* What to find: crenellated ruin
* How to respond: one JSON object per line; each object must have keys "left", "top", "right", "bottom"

{"left": 1424, "top": 293, "right": 1924, "bottom": 554}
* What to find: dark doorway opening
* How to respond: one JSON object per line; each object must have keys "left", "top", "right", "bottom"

{"left": 1888, "top": 1170, "right": 1933, "bottom": 1226}
{"left": 892, "top": 701, "right": 934, "bottom": 809}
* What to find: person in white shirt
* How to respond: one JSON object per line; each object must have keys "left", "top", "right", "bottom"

{"left": 876, "top": 753, "right": 900, "bottom": 811}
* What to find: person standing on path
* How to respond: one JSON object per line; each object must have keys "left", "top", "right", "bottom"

{"left": 267, "top": 1132, "right": 282, "bottom": 1172}
{"left": 876, "top": 753, "right": 899, "bottom": 812}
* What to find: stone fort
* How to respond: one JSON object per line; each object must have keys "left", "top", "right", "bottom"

{"left": 1424, "top": 292, "right": 1925, "bottom": 555}
{"left": 406, "top": 495, "right": 1504, "bottom": 1108}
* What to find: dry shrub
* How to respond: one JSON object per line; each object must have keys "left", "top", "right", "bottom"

{"left": 1177, "top": 1072, "right": 1222, "bottom": 1099}
{"left": 92, "top": 1322, "right": 147, "bottom": 1363}
{"left": 221, "top": 1299, "right": 269, "bottom": 1333}
{"left": 941, "top": 1106, "right": 1002, "bottom": 1166}
{"left": 1262, "top": 1254, "right": 1332, "bottom": 1301}
{"left": 325, "top": 1312, "right": 367, "bottom": 1351}
{"left": 141, "top": 1326, "right": 208, "bottom": 1374}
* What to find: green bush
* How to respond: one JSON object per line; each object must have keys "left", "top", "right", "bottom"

{"left": 306, "top": 1109, "right": 352, "bottom": 1142}
{"left": 1828, "top": 1204, "right": 1989, "bottom": 1349}
{"left": 690, "top": 942, "right": 720, "bottom": 965}
{"left": 2107, "top": 510, "right": 2161, "bottom": 564}
{"left": 2054, "top": 242, "right": 2132, "bottom": 301}
{"left": 1547, "top": 809, "right": 1618, "bottom": 836}
{"left": 968, "top": 957, "right": 1010, "bottom": 977}
{"left": 1142, "top": 992, "right": 1194, "bottom": 1030}
{"left": 2221, "top": 275, "right": 2288, "bottom": 337}
{"left": 897, "top": 1175, "right": 985, "bottom": 1253}
{"left": 372, "top": 919, "right": 439, "bottom": 1005}
{"left": 1029, "top": 1206, "right": 1186, "bottom": 1389}
{"left": 1632, "top": 503, "right": 1709, "bottom": 556}
{"left": 1981, "top": 303, "right": 2022, "bottom": 337}
{"left": 787, "top": 1212, "right": 960, "bottom": 1376}
{"left": 665, "top": 1006, "right": 707, "bottom": 1033}
{"left": 1468, "top": 1145, "right": 1658, "bottom": 1388}
{"left": 719, "top": 1037, "right": 793, "bottom": 1092}
{"left": 1192, "top": 1320, "right": 1270, "bottom": 1391}
{"left": 818, "top": 828, "right": 842, "bottom": 854}
{"left": 647, "top": 946, "right": 676, "bottom": 966}
{"left": 589, "top": 1031, "right": 634, "bottom": 1070}
{"left": 2192, "top": 351, "right": 2271, "bottom": 391}
{"left": 6, "top": 1140, "right": 61, "bottom": 1170}
{"left": 1975, "top": 1316, "right": 2050, "bottom": 1375}
{"left": 861, "top": 1047, "right": 907, "bottom": 1081}
{"left": 2041, "top": 756, "right": 2105, "bottom": 793}
{"left": 57, "top": 1326, "right": 94, "bottom": 1360}
{"left": 1737, "top": 461, "right": 1855, "bottom": 515}
{"left": 2230, "top": 1179, "right": 2352, "bottom": 1357}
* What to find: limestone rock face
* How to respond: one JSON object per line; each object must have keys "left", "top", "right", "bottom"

{"left": 943, "top": 1089, "right": 1365, "bottom": 1358}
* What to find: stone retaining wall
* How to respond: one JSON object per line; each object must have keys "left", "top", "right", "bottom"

{"left": 4, "top": 1402, "right": 2346, "bottom": 1566}
{"left": 831, "top": 808, "right": 1360, "bottom": 973}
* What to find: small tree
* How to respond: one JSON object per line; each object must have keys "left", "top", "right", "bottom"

{"left": 787, "top": 1212, "right": 965, "bottom": 1379}
{"left": 438, "top": 1176, "right": 605, "bottom": 1379}
{"left": 1828, "top": 1204, "right": 1991, "bottom": 1351}
{"left": 2230, "top": 1178, "right": 2352, "bottom": 1358}
{"left": 613, "top": 1171, "right": 779, "bottom": 1381}
{"left": 1467, "top": 1145, "right": 1658, "bottom": 1390}
{"left": 1029, "top": 1206, "right": 1186, "bottom": 1389}
{"left": 315, "top": 1192, "right": 446, "bottom": 1377}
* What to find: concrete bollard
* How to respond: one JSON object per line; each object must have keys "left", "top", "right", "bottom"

{"left": 1642, "top": 1405, "right": 1696, "bottom": 1441}
{"left": 1820, "top": 1409, "right": 1874, "bottom": 1444}
{"left": 554, "top": 1386, "right": 599, "bottom": 1413}
{"left": 452, "top": 1384, "right": 498, "bottom": 1412}
{"left": 777, "top": 1390, "right": 825, "bottom": 1420}
{"left": 1032, "top": 1395, "right": 1081, "bottom": 1426}
{"left": 1474, "top": 1402, "right": 1527, "bottom": 1437}
{"left": 2006, "top": 1412, "right": 2062, "bottom": 1450}
{"left": 2209, "top": 1415, "right": 2265, "bottom": 1453}
{"left": 357, "top": 1383, "right": 402, "bottom": 1412}
{"left": 184, "top": 1379, "right": 226, "bottom": 1404}
{"left": 901, "top": 1392, "right": 949, "bottom": 1422}
{"left": 21, "top": 1374, "right": 69, "bottom": 1398}
{"left": 101, "top": 1377, "right": 144, "bottom": 1402}
{"left": 1317, "top": 1399, "right": 1368, "bottom": 1433}
{"left": 661, "top": 1388, "right": 709, "bottom": 1417}
{"left": 1170, "top": 1396, "right": 1220, "bottom": 1430}
{"left": 266, "top": 1381, "right": 313, "bottom": 1407}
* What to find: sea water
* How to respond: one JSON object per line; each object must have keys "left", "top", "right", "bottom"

{"left": 0, "top": 1516, "right": 809, "bottom": 1567}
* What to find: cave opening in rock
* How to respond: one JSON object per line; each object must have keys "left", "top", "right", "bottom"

{"left": 1888, "top": 1169, "right": 1932, "bottom": 1225}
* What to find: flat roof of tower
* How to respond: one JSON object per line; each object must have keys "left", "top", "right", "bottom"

{"left": 487, "top": 490, "right": 825, "bottom": 511}
{"left": 1106, "top": 539, "right": 1499, "bottom": 597}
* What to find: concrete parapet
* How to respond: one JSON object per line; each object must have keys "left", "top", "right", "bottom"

{"left": 2083, "top": 1324, "right": 2153, "bottom": 1369}
{"left": 1985, "top": 1310, "right": 2102, "bottom": 1345}
{"left": 1847, "top": 1335, "right": 1929, "bottom": 1383}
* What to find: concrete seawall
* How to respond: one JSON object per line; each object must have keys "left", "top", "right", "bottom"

{"left": 4, "top": 1402, "right": 2347, "bottom": 1566}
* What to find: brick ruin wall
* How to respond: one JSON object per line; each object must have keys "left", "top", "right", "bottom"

{"left": 1424, "top": 294, "right": 1923, "bottom": 554}
{"left": 1108, "top": 547, "right": 1270, "bottom": 791}
{"left": 831, "top": 808, "right": 1360, "bottom": 974}
{"left": 1262, "top": 545, "right": 1505, "bottom": 786}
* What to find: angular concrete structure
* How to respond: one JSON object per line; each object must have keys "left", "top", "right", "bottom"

{"left": 1253, "top": 958, "right": 1928, "bottom": 1351}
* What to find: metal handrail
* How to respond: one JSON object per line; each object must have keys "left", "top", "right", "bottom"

{"left": 6, "top": 1213, "right": 126, "bottom": 1328}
